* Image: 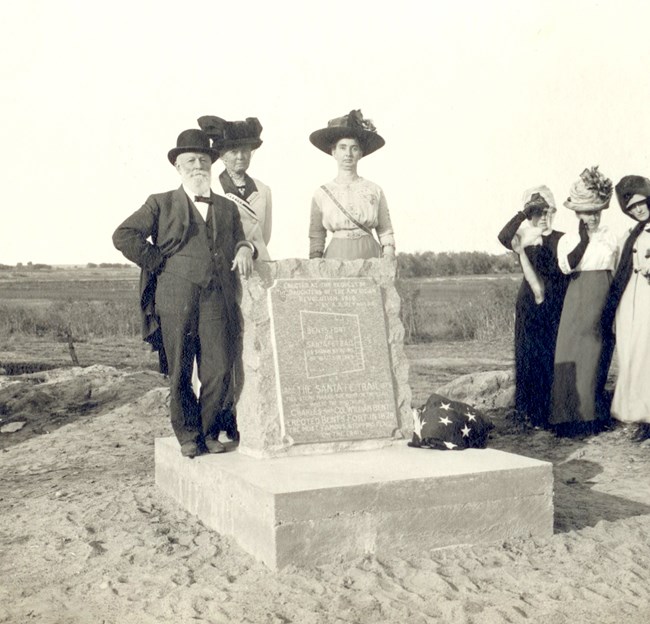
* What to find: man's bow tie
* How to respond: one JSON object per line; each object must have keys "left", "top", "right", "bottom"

{"left": 194, "top": 195, "right": 212, "bottom": 204}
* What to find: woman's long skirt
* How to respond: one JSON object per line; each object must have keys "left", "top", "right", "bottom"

{"left": 513, "top": 282, "right": 560, "bottom": 427}
{"left": 551, "top": 270, "right": 613, "bottom": 425}
{"left": 611, "top": 271, "right": 650, "bottom": 423}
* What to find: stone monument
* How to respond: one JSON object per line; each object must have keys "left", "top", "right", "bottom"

{"left": 234, "top": 259, "right": 411, "bottom": 458}
{"left": 155, "top": 258, "right": 553, "bottom": 569}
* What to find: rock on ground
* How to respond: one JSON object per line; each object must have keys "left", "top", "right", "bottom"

{"left": 434, "top": 369, "right": 515, "bottom": 410}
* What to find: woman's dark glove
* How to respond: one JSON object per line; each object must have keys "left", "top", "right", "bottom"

{"left": 522, "top": 193, "right": 549, "bottom": 220}
{"left": 568, "top": 221, "right": 590, "bottom": 269}
{"left": 498, "top": 212, "right": 526, "bottom": 250}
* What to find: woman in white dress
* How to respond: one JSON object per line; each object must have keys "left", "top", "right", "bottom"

{"left": 602, "top": 175, "right": 650, "bottom": 440}
{"left": 308, "top": 110, "right": 395, "bottom": 260}
{"left": 551, "top": 167, "right": 618, "bottom": 436}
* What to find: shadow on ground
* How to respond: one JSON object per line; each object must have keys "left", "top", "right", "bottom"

{"left": 553, "top": 459, "right": 650, "bottom": 532}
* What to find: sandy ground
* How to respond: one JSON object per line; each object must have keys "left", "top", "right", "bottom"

{"left": 1, "top": 342, "right": 650, "bottom": 624}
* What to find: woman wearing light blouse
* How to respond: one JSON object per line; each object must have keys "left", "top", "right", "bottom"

{"left": 551, "top": 167, "right": 618, "bottom": 436}
{"left": 308, "top": 110, "right": 395, "bottom": 260}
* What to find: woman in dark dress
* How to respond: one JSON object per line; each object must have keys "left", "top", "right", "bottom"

{"left": 551, "top": 167, "right": 617, "bottom": 436}
{"left": 498, "top": 186, "right": 568, "bottom": 428}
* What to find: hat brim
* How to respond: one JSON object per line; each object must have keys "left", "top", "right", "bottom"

{"left": 214, "top": 138, "right": 263, "bottom": 153}
{"left": 624, "top": 193, "right": 648, "bottom": 209}
{"left": 168, "top": 146, "right": 219, "bottom": 165}
{"left": 615, "top": 176, "right": 650, "bottom": 212}
{"left": 309, "top": 127, "right": 385, "bottom": 157}
{"left": 563, "top": 199, "right": 610, "bottom": 211}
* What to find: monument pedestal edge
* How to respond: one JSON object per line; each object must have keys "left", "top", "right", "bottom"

{"left": 155, "top": 437, "right": 554, "bottom": 570}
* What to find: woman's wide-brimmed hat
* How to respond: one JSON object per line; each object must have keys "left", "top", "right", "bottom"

{"left": 522, "top": 185, "right": 556, "bottom": 212}
{"left": 167, "top": 129, "right": 219, "bottom": 165}
{"left": 309, "top": 109, "right": 385, "bottom": 156}
{"left": 563, "top": 166, "right": 613, "bottom": 211}
{"left": 615, "top": 175, "right": 650, "bottom": 213}
{"left": 197, "top": 116, "right": 263, "bottom": 153}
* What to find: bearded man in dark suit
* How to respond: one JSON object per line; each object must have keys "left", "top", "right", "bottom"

{"left": 113, "top": 129, "right": 255, "bottom": 458}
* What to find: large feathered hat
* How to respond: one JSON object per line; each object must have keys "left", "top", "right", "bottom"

{"left": 197, "top": 116, "right": 263, "bottom": 153}
{"left": 563, "top": 166, "right": 613, "bottom": 211}
{"left": 309, "top": 109, "right": 385, "bottom": 157}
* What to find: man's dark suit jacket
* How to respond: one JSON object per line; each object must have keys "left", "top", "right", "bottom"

{"left": 113, "top": 186, "right": 252, "bottom": 372}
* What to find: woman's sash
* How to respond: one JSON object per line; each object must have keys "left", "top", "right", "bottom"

{"left": 320, "top": 184, "right": 378, "bottom": 243}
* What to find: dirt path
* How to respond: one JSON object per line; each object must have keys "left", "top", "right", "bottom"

{"left": 1, "top": 345, "right": 649, "bottom": 623}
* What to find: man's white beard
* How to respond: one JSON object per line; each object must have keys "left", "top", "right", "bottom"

{"left": 185, "top": 171, "right": 211, "bottom": 196}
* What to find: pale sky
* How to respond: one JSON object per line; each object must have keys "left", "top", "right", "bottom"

{"left": 1, "top": 0, "right": 649, "bottom": 265}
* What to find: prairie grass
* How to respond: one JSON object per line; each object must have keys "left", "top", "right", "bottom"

{"left": 0, "top": 268, "right": 520, "bottom": 345}
{"left": 398, "top": 277, "right": 519, "bottom": 343}
{"left": 0, "top": 300, "right": 140, "bottom": 340}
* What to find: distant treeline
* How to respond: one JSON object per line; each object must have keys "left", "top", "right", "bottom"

{"left": 0, "top": 262, "right": 133, "bottom": 270}
{"left": 0, "top": 262, "right": 53, "bottom": 271}
{"left": 2, "top": 255, "right": 518, "bottom": 277}
{"left": 396, "top": 251, "right": 519, "bottom": 278}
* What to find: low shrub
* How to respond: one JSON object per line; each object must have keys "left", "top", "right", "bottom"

{"left": 445, "top": 282, "right": 517, "bottom": 341}
{"left": 395, "top": 280, "right": 427, "bottom": 343}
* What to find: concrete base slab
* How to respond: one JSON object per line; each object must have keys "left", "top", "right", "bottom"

{"left": 155, "top": 437, "right": 553, "bottom": 569}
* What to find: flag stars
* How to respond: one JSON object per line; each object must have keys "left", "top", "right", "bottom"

{"left": 461, "top": 424, "right": 471, "bottom": 437}
{"left": 412, "top": 409, "right": 425, "bottom": 438}
{"left": 443, "top": 441, "right": 458, "bottom": 450}
{"left": 440, "top": 402, "right": 451, "bottom": 411}
{"left": 438, "top": 416, "right": 452, "bottom": 426}
{"left": 465, "top": 411, "right": 477, "bottom": 422}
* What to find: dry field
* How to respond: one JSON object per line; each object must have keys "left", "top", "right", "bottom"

{"left": 1, "top": 267, "right": 649, "bottom": 623}
{"left": 0, "top": 266, "right": 518, "bottom": 370}
{"left": 0, "top": 266, "right": 140, "bottom": 305}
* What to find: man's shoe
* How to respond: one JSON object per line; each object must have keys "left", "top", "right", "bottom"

{"left": 204, "top": 438, "right": 227, "bottom": 454}
{"left": 180, "top": 441, "right": 201, "bottom": 458}
{"left": 226, "top": 427, "right": 240, "bottom": 443}
{"left": 221, "top": 410, "right": 239, "bottom": 442}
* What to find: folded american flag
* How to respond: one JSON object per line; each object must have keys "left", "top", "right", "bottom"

{"left": 408, "top": 393, "right": 493, "bottom": 450}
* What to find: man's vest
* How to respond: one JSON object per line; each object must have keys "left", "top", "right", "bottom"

{"left": 163, "top": 203, "right": 216, "bottom": 288}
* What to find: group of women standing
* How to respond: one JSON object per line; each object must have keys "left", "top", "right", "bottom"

{"left": 499, "top": 167, "right": 650, "bottom": 440}
{"left": 195, "top": 109, "right": 395, "bottom": 265}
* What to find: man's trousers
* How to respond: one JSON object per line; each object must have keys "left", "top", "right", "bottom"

{"left": 156, "top": 272, "right": 233, "bottom": 446}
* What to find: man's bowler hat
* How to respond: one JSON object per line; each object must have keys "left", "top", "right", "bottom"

{"left": 167, "top": 129, "right": 219, "bottom": 165}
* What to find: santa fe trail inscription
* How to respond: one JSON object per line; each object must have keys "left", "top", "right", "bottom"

{"left": 268, "top": 278, "right": 398, "bottom": 444}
